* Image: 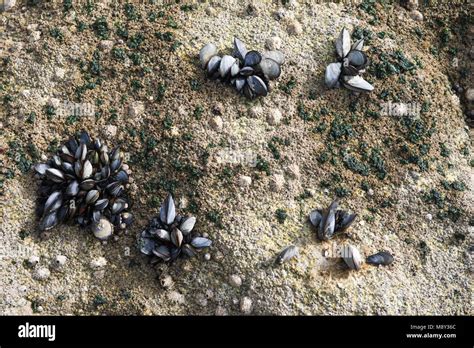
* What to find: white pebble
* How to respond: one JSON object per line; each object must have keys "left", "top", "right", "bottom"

{"left": 238, "top": 175, "right": 252, "bottom": 187}
{"left": 426, "top": 213, "right": 433, "bottom": 221}
{"left": 204, "top": 253, "right": 211, "bottom": 261}
{"left": 240, "top": 297, "right": 253, "bottom": 314}
{"left": 209, "top": 116, "right": 223, "bottom": 131}
{"left": 409, "top": 10, "right": 423, "bottom": 21}
{"left": 465, "top": 88, "right": 474, "bottom": 102}
{"left": 265, "top": 36, "right": 282, "bottom": 50}
{"left": 33, "top": 267, "right": 50, "bottom": 281}
{"left": 267, "top": 108, "right": 282, "bottom": 125}
{"left": 90, "top": 257, "right": 107, "bottom": 269}
{"left": 228, "top": 274, "right": 242, "bottom": 288}
{"left": 367, "top": 188, "right": 374, "bottom": 196}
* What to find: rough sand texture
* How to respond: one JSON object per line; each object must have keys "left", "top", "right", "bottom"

{"left": 0, "top": 1, "right": 472, "bottom": 315}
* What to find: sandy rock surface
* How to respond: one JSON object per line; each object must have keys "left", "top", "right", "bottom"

{"left": 0, "top": 1, "right": 472, "bottom": 315}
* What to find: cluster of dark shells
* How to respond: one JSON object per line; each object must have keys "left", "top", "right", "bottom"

{"left": 309, "top": 199, "right": 357, "bottom": 241}
{"left": 199, "top": 37, "right": 284, "bottom": 99}
{"left": 139, "top": 194, "right": 212, "bottom": 263}
{"left": 34, "top": 131, "right": 133, "bottom": 240}
{"left": 325, "top": 27, "right": 374, "bottom": 92}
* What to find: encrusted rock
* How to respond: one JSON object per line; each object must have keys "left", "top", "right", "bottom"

{"left": 267, "top": 108, "right": 282, "bottom": 125}
{"left": 265, "top": 36, "right": 282, "bottom": 51}
{"left": 104, "top": 124, "right": 117, "bottom": 137}
{"left": 159, "top": 274, "right": 174, "bottom": 289}
{"left": 54, "top": 67, "right": 65, "bottom": 80}
{"left": 210, "top": 116, "right": 223, "bottom": 131}
{"left": 238, "top": 175, "right": 252, "bottom": 187}
{"left": 228, "top": 274, "right": 242, "bottom": 288}
{"left": 240, "top": 296, "right": 253, "bottom": 314}
{"left": 33, "top": 267, "right": 50, "bottom": 281}
{"left": 99, "top": 40, "right": 114, "bottom": 52}
{"left": 54, "top": 255, "right": 67, "bottom": 267}
{"left": 27, "top": 255, "right": 40, "bottom": 267}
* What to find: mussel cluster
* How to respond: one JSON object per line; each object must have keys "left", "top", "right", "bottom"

{"left": 309, "top": 199, "right": 357, "bottom": 241}
{"left": 325, "top": 27, "right": 374, "bottom": 92}
{"left": 199, "top": 38, "right": 284, "bottom": 99}
{"left": 34, "top": 131, "right": 133, "bottom": 240}
{"left": 139, "top": 194, "right": 212, "bottom": 263}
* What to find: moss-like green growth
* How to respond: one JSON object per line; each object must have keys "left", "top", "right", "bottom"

{"left": 275, "top": 209, "right": 288, "bottom": 224}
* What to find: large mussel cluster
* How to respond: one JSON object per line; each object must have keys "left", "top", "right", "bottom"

{"left": 139, "top": 194, "right": 212, "bottom": 263}
{"left": 325, "top": 27, "right": 374, "bottom": 92}
{"left": 199, "top": 37, "right": 284, "bottom": 99}
{"left": 34, "top": 131, "right": 133, "bottom": 240}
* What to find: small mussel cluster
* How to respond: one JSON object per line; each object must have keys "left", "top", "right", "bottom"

{"left": 34, "top": 131, "right": 133, "bottom": 240}
{"left": 325, "top": 27, "right": 374, "bottom": 92}
{"left": 309, "top": 199, "right": 393, "bottom": 270}
{"left": 139, "top": 194, "right": 212, "bottom": 263}
{"left": 309, "top": 199, "right": 357, "bottom": 241}
{"left": 199, "top": 37, "right": 284, "bottom": 99}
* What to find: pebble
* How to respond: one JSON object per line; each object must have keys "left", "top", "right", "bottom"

{"left": 19, "top": 285, "right": 28, "bottom": 294}
{"left": 286, "top": 163, "right": 300, "bottom": 179}
{"left": 104, "top": 124, "right": 117, "bottom": 137}
{"left": 33, "top": 267, "right": 50, "bottom": 281}
{"left": 209, "top": 116, "right": 223, "bottom": 131}
{"left": 128, "top": 101, "right": 145, "bottom": 117}
{"left": 212, "top": 103, "right": 224, "bottom": 115}
{"left": 168, "top": 291, "right": 185, "bottom": 304}
{"left": 240, "top": 297, "right": 253, "bottom": 314}
{"left": 205, "top": 6, "right": 216, "bottom": 16}
{"left": 367, "top": 188, "right": 374, "bottom": 196}
{"left": 249, "top": 105, "right": 264, "bottom": 118}
{"left": 99, "top": 40, "right": 114, "bottom": 52}
{"left": 1, "top": 0, "right": 16, "bottom": 11}
{"left": 215, "top": 306, "right": 228, "bottom": 316}
{"left": 90, "top": 257, "right": 107, "bottom": 269}
{"left": 159, "top": 274, "right": 174, "bottom": 289}
{"left": 228, "top": 274, "right": 242, "bottom": 288}
{"left": 287, "top": 20, "right": 303, "bottom": 35}
{"left": 48, "top": 97, "right": 61, "bottom": 108}
{"left": 27, "top": 255, "right": 40, "bottom": 267}
{"left": 465, "top": 88, "right": 474, "bottom": 102}
{"left": 409, "top": 10, "right": 423, "bottom": 21}
{"left": 265, "top": 36, "right": 282, "bottom": 51}
{"left": 271, "top": 174, "right": 286, "bottom": 192}
{"left": 54, "top": 67, "right": 65, "bottom": 80}
{"left": 426, "top": 213, "right": 433, "bottom": 221}
{"left": 238, "top": 175, "right": 252, "bottom": 187}
{"left": 403, "top": 0, "right": 418, "bottom": 10}
{"left": 54, "top": 255, "right": 67, "bottom": 267}
{"left": 204, "top": 253, "right": 211, "bottom": 261}
{"left": 266, "top": 108, "right": 282, "bottom": 125}
{"left": 29, "top": 31, "right": 41, "bottom": 42}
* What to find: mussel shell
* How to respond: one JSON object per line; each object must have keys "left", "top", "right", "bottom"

{"left": 325, "top": 62, "right": 342, "bottom": 88}
{"left": 94, "top": 198, "right": 109, "bottom": 211}
{"left": 342, "top": 75, "right": 374, "bottom": 92}
{"left": 239, "top": 66, "right": 254, "bottom": 76}
{"left": 246, "top": 75, "right": 268, "bottom": 97}
{"left": 342, "top": 244, "right": 362, "bottom": 270}
{"left": 43, "top": 191, "right": 62, "bottom": 216}
{"left": 180, "top": 216, "right": 196, "bottom": 234}
{"left": 46, "top": 168, "right": 65, "bottom": 183}
{"left": 262, "top": 50, "right": 285, "bottom": 65}
{"left": 160, "top": 194, "right": 176, "bottom": 225}
{"left": 275, "top": 245, "right": 298, "bottom": 264}
{"left": 366, "top": 251, "right": 394, "bottom": 266}
{"left": 85, "top": 189, "right": 100, "bottom": 205}
{"left": 233, "top": 37, "right": 248, "bottom": 61}
{"left": 40, "top": 211, "right": 58, "bottom": 231}
{"left": 346, "top": 50, "right": 368, "bottom": 69}
{"left": 34, "top": 163, "right": 50, "bottom": 176}
{"left": 171, "top": 227, "right": 184, "bottom": 248}
{"left": 219, "top": 55, "right": 236, "bottom": 79}
{"left": 139, "top": 236, "right": 155, "bottom": 256}
{"left": 335, "top": 27, "right": 351, "bottom": 59}
{"left": 207, "top": 55, "right": 221, "bottom": 76}
{"left": 190, "top": 236, "right": 212, "bottom": 249}
{"left": 80, "top": 179, "right": 96, "bottom": 190}
{"left": 153, "top": 245, "right": 171, "bottom": 261}
{"left": 199, "top": 43, "right": 218, "bottom": 69}
{"left": 234, "top": 77, "right": 246, "bottom": 92}
{"left": 182, "top": 244, "right": 197, "bottom": 258}
{"left": 309, "top": 209, "right": 322, "bottom": 228}
{"left": 244, "top": 50, "right": 262, "bottom": 67}
{"left": 259, "top": 58, "right": 281, "bottom": 80}
{"left": 319, "top": 200, "right": 338, "bottom": 240}
{"left": 66, "top": 180, "right": 80, "bottom": 196}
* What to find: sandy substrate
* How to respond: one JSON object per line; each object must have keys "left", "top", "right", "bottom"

{"left": 0, "top": 1, "right": 472, "bottom": 315}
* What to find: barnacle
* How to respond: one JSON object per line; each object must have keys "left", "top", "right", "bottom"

{"left": 325, "top": 27, "right": 374, "bottom": 92}
{"left": 139, "top": 194, "right": 212, "bottom": 263}
{"left": 34, "top": 131, "right": 133, "bottom": 240}
{"left": 199, "top": 38, "right": 284, "bottom": 99}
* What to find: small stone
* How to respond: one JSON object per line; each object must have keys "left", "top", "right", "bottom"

{"left": 367, "top": 188, "right": 374, "bottom": 196}
{"left": 168, "top": 291, "right": 185, "bottom": 304}
{"left": 92, "top": 218, "right": 113, "bottom": 240}
{"left": 104, "top": 124, "right": 117, "bottom": 137}
{"left": 29, "top": 31, "right": 41, "bottom": 42}
{"left": 99, "top": 40, "right": 114, "bottom": 52}
{"left": 212, "top": 103, "right": 224, "bottom": 115}
{"left": 54, "top": 255, "right": 67, "bottom": 267}
{"left": 240, "top": 297, "right": 253, "bottom": 314}
{"left": 27, "top": 255, "right": 40, "bottom": 267}
{"left": 465, "top": 88, "right": 474, "bottom": 102}
{"left": 249, "top": 105, "right": 264, "bottom": 118}
{"left": 204, "top": 253, "right": 211, "bottom": 261}
{"left": 286, "top": 163, "right": 300, "bottom": 179}
{"left": 90, "top": 257, "right": 107, "bottom": 269}
{"left": 21, "top": 90, "right": 31, "bottom": 98}
{"left": 128, "top": 101, "right": 145, "bottom": 117}
{"left": 287, "top": 20, "right": 303, "bottom": 35}
{"left": 267, "top": 108, "right": 282, "bottom": 125}
{"left": 48, "top": 97, "right": 61, "bottom": 108}
{"left": 205, "top": 6, "right": 216, "bottom": 16}
{"left": 159, "top": 274, "right": 174, "bottom": 289}
{"left": 210, "top": 116, "right": 223, "bottom": 131}
{"left": 270, "top": 174, "right": 286, "bottom": 192}
{"left": 238, "top": 175, "right": 252, "bottom": 187}
{"left": 409, "top": 10, "right": 423, "bottom": 21}
{"left": 54, "top": 67, "right": 65, "bottom": 80}
{"left": 1, "top": 0, "right": 16, "bottom": 11}
{"left": 426, "top": 213, "right": 433, "bottom": 221}
{"left": 215, "top": 305, "right": 228, "bottom": 316}
{"left": 265, "top": 36, "right": 282, "bottom": 51}
{"left": 228, "top": 274, "right": 242, "bottom": 288}
{"left": 403, "top": 0, "right": 418, "bottom": 10}
{"left": 33, "top": 267, "right": 50, "bottom": 281}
